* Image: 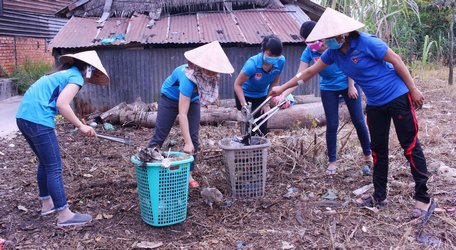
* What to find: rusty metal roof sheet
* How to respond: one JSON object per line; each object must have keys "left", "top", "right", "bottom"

{"left": 198, "top": 12, "right": 245, "bottom": 43}
{"left": 50, "top": 5, "right": 308, "bottom": 48}
{"left": 168, "top": 14, "right": 199, "bottom": 44}
{"left": 49, "top": 17, "right": 98, "bottom": 48}
{"left": 234, "top": 11, "right": 274, "bottom": 44}
{"left": 262, "top": 11, "right": 302, "bottom": 42}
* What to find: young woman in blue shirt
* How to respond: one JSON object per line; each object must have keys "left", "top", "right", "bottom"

{"left": 270, "top": 8, "right": 435, "bottom": 220}
{"left": 16, "top": 51, "right": 110, "bottom": 227}
{"left": 148, "top": 41, "right": 234, "bottom": 188}
{"left": 234, "top": 35, "right": 285, "bottom": 136}
{"left": 274, "top": 21, "right": 372, "bottom": 175}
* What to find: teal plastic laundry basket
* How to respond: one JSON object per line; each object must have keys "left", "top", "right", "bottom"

{"left": 131, "top": 152, "right": 193, "bottom": 227}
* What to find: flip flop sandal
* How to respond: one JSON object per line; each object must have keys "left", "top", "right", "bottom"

{"left": 361, "top": 165, "right": 371, "bottom": 176}
{"left": 189, "top": 179, "right": 200, "bottom": 188}
{"left": 411, "top": 199, "right": 437, "bottom": 224}
{"left": 355, "top": 194, "right": 387, "bottom": 208}
{"left": 325, "top": 167, "right": 337, "bottom": 175}
{"left": 325, "top": 164, "right": 337, "bottom": 175}
{"left": 361, "top": 161, "right": 373, "bottom": 176}
{"left": 41, "top": 208, "right": 56, "bottom": 216}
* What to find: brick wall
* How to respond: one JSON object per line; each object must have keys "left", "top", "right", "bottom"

{"left": 0, "top": 36, "right": 54, "bottom": 76}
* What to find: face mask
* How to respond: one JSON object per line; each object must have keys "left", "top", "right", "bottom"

{"left": 195, "top": 67, "right": 219, "bottom": 82}
{"left": 263, "top": 55, "right": 282, "bottom": 65}
{"left": 307, "top": 40, "right": 323, "bottom": 52}
{"left": 86, "top": 65, "right": 94, "bottom": 78}
{"left": 324, "top": 36, "right": 345, "bottom": 50}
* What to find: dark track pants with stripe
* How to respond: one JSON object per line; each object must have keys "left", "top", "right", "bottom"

{"left": 366, "top": 93, "right": 430, "bottom": 204}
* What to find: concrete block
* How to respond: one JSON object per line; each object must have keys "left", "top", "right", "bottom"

{"left": 0, "top": 78, "right": 17, "bottom": 101}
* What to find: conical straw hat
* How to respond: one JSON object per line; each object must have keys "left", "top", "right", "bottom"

{"left": 306, "top": 7, "right": 365, "bottom": 42}
{"left": 184, "top": 41, "right": 234, "bottom": 74}
{"left": 59, "top": 50, "right": 110, "bottom": 85}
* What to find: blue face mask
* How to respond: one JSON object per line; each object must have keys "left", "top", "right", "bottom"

{"left": 324, "top": 36, "right": 345, "bottom": 50}
{"left": 263, "top": 55, "right": 282, "bottom": 65}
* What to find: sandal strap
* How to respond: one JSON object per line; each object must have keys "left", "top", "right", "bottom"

{"left": 357, "top": 195, "right": 387, "bottom": 208}
{"left": 411, "top": 208, "right": 426, "bottom": 218}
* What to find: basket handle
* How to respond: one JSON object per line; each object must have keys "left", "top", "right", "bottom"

{"left": 167, "top": 165, "right": 181, "bottom": 172}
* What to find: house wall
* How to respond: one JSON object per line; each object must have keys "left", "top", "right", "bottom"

{"left": 0, "top": 36, "right": 54, "bottom": 76}
{"left": 55, "top": 45, "right": 319, "bottom": 115}
{"left": 0, "top": 9, "right": 68, "bottom": 76}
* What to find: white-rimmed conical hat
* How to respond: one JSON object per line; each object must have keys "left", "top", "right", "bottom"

{"left": 306, "top": 7, "right": 365, "bottom": 42}
{"left": 59, "top": 50, "right": 110, "bottom": 85}
{"left": 184, "top": 41, "right": 234, "bottom": 74}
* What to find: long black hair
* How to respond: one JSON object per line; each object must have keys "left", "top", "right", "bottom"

{"left": 47, "top": 58, "right": 88, "bottom": 75}
{"left": 261, "top": 35, "right": 283, "bottom": 56}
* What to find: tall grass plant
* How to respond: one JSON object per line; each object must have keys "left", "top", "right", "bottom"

{"left": 13, "top": 59, "right": 52, "bottom": 94}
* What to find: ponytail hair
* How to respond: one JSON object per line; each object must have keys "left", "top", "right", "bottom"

{"left": 46, "top": 58, "right": 88, "bottom": 75}
{"left": 261, "top": 35, "right": 283, "bottom": 56}
{"left": 300, "top": 21, "right": 317, "bottom": 39}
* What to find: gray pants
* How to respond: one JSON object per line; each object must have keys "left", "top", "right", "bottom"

{"left": 148, "top": 95, "right": 200, "bottom": 170}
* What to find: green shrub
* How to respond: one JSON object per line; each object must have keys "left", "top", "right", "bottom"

{"left": 0, "top": 65, "right": 8, "bottom": 77}
{"left": 12, "top": 59, "right": 53, "bottom": 94}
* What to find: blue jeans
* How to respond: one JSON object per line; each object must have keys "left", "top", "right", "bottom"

{"left": 320, "top": 85, "right": 371, "bottom": 162}
{"left": 16, "top": 118, "right": 68, "bottom": 210}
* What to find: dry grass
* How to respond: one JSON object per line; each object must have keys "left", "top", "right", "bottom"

{"left": 0, "top": 66, "right": 455, "bottom": 249}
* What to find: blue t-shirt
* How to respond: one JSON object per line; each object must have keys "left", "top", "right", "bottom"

{"left": 301, "top": 47, "right": 348, "bottom": 91}
{"left": 241, "top": 52, "right": 285, "bottom": 98}
{"left": 320, "top": 32, "right": 409, "bottom": 106}
{"left": 161, "top": 64, "right": 199, "bottom": 102}
{"left": 16, "top": 66, "right": 84, "bottom": 128}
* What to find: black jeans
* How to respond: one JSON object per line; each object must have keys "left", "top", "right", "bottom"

{"left": 366, "top": 93, "right": 430, "bottom": 203}
{"left": 235, "top": 94, "right": 269, "bottom": 136}
{"left": 148, "top": 95, "right": 200, "bottom": 171}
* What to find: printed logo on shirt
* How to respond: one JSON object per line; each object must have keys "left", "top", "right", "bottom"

{"left": 271, "top": 69, "right": 281, "bottom": 75}
{"left": 351, "top": 57, "right": 359, "bottom": 64}
{"left": 255, "top": 73, "right": 262, "bottom": 80}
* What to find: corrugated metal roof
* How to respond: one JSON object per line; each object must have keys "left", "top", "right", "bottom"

{"left": 50, "top": 5, "right": 309, "bottom": 48}
{"left": 0, "top": 10, "right": 68, "bottom": 39}
{"left": 49, "top": 17, "right": 98, "bottom": 48}
{"left": 4, "top": 0, "right": 73, "bottom": 15}
{"left": 284, "top": 4, "right": 311, "bottom": 26}
{"left": 198, "top": 12, "right": 245, "bottom": 43}
{"left": 142, "top": 16, "right": 169, "bottom": 44}
{"left": 168, "top": 14, "right": 199, "bottom": 44}
{"left": 262, "top": 10, "right": 302, "bottom": 41}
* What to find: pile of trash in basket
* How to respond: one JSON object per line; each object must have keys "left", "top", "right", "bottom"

{"left": 130, "top": 97, "right": 279, "bottom": 227}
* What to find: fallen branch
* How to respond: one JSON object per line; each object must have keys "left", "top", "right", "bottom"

{"left": 97, "top": 99, "right": 347, "bottom": 130}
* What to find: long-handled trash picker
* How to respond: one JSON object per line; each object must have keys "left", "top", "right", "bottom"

{"left": 240, "top": 96, "right": 287, "bottom": 145}
{"left": 97, "top": 133, "right": 133, "bottom": 146}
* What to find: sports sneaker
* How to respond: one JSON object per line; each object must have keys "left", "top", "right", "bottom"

{"left": 57, "top": 213, "right": 92, "bottom": 227}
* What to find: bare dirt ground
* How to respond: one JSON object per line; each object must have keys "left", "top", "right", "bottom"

{"left": 1, "top": 67, "right": 455, "bottom": 249}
